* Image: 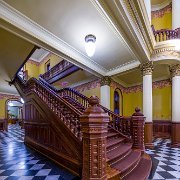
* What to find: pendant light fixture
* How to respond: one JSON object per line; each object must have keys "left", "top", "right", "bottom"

{"left": 85, "top": 34, "right": 96, "bottom": 57}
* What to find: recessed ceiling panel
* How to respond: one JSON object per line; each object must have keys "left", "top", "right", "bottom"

{"left": 4, "top": 0, "right": 136, "bottom": 71}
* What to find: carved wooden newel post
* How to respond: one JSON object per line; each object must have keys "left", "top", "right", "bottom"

{"left": 131, "top": 107, "right": 145, "bottom": 153}
{"left": 80, "top": 96, "right": 109, "bottom": 180}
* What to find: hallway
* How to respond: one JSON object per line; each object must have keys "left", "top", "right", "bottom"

{"left": 0, "top": 125, "right": 80, "bottom": 180}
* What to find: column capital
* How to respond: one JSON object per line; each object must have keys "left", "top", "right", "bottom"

{"left": 100, "top": 76, "right": 111, "bottom": 86}
{"left": 169, "top": 64, "right": 180, "bottom": 77}
{"left": 140, "top": 62, "right": 153, "bottom": 76}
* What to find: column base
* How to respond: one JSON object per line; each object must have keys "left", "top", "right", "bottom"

{"left": 144, "top": 122, "right": 154, "bottom": 149}
{"left": 171, "top": 122, "right": 180, "bottom": 148}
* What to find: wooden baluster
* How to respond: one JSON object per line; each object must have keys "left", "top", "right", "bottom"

{"left": 80, "top": 96, "right": 109, "bottom": 180}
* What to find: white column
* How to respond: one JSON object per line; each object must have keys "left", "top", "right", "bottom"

{"left": 100, "top": 85, "right": 110, "bottom": 109}
{"left": 140, "top": 62, "right": 153, "bottom": 122}
{"left": 143, "top": 75, "right": 152, "bottom": 122}
{"left": 144, "top": 0, "right": 151, "bottom": 24}
{"left": 100, "top": 77, "right": 111, "bottom": 109}
{"left": 170, "top": 65, "right": 180, "bottom": 121}
{"left": 172, "top": 0, "right": 180, "bottom": 29}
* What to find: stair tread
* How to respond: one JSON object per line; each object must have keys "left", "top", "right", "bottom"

{"left": 107, "top": 138, "right": 125, "bottom": 148}
{"left": 112, "top": 150, "right": 141, "bottom": 173}
{"left": 123, "top": 154, "right": 152, "bottom": 180}
{"left": 107, "top": 132, "right": 119, "bottom": 138}
{"left": 107, "top": 143, "right": 132, "bottom": 160}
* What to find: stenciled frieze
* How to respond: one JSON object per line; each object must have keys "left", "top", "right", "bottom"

{"left": 169, "top": 64, "right": 180, "bottom": 77}
{"left": 140, "top": 62, "right": 154, "bottom": 76}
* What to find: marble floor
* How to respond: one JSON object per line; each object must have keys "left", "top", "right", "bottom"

{"left": 147, "top": 138, "right": 180, "bottom": 180}
{"left": 0, "top": 125, "right": 80, "bottom": 180}
{"left": 0, "top": 125, "right": 180, "bottom": 180}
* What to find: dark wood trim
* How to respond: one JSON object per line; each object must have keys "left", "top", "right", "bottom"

{"left": 153, "top": 120, "right": 171, "bottom": 138}
{"left": 171, "top": 122, "right": 180, "bottom": 148}
{"left": 144, "top": 122, "right": 154, "bottom": 149}
{"left": 48, "top": 66, "right": 80, "bottom": 84}
{"left": 11, "top": 45, "right": 38, "bottom": 84}
{"left": 25, "top": 137, "right": 82, "bottom": 176}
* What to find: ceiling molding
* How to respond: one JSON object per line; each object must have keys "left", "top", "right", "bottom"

{"left": 152, "top": 0, "right": 172, "bottom": 11}
{"left": 106, "top": 60, "right": 140, "bottom": 76}
{"left": 93, "top": 0, "right": 155, "bottom": 63}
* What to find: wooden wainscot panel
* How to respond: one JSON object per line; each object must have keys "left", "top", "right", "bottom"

{"left": 23, "top": 96, "right": 82, "bottom": 176}
{"left": 153, "top": 120, "right": 171, "bottom": 138}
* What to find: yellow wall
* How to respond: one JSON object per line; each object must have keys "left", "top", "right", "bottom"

{"left": 25, "top": 61, "right": 39, "bottom": 79}
{"left": 153, "top": 86, "right": 171, "bottom": 120}
{"left": 152, "top": 12, "right": 172, "bottom": 30}
{"left": 81, "top": 87, "right": 100, "bottom": 99}
{"left": 123, "top": 91, "right": 143, "bottom": 116}
{"left": 24, "top": 54, "right": 63, "bottom": 79}
{"left": 0, "top": 97, "right": 7, "bottom": 118}
{"left": 39, "top": 54, "right": 63, "bottom": 75}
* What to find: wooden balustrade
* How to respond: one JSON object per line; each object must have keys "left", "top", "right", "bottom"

{"left": 57, "top": 87, "right": 132, "bottom": 139}
{"left": 152, "top": 26, "right": 180, "bottom": 42}
{"left": 15, "top": 75, "right": 82, "bottom": 140}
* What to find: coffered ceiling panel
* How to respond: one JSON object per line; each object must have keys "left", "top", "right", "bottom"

{"left": 4, "top": 0, "right": 137, "bottom": 71}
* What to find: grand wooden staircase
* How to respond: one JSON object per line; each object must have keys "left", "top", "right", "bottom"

{"left": 13, "top": 75, "right": 152, "bottom": 180}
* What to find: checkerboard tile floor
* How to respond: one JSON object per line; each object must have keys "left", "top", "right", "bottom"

{"left": 0, "top": 124, "right": 80, "bottom": 180}
{"left": 147, "top": 138, "right": 180, "bottom": 180}
{"left": 1, "top": 125, "right": 180, "bottom": 180}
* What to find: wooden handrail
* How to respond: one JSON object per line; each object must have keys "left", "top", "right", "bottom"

{"left": 39, "top": 77, "right": 132, "bottom": 139}
{"left": 153, "top": 27, "right": 180, "bottom": 42}
{"left": 57, "top": 87, "right": 132, "bottom": 138}
{"left": 15, "top": 75, "right": 82, "bottom": 140}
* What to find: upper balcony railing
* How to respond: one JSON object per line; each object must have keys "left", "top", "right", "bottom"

{"left": 40, "top": 60, "right": 80, "bottom": 84}
{"left": 152, "top": 25, "right": 180, "bottom": 42}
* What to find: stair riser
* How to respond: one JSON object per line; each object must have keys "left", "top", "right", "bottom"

{"left": 107, "top": 149, "right": 132, "bottom": 165}
{"left": 107, "top": 141, "right": 124, "bottom": 152}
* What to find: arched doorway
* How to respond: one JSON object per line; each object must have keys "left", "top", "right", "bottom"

{"left": 114, "top": 88, "right": 123, "bottom": 115}
{"left": 5, "top": 98, "right": 24, "bottom": 125}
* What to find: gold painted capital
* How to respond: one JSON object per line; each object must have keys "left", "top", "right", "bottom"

{"left": 100, "top": 76, "right": 111, "bottom": 86}
{"left": 169, "top": 64, "right": 180, "bottom": 77}
{"left": 140, "top": 62, "right": 153, "bottom": 76}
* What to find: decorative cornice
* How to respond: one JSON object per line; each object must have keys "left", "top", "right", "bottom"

{"left": 27, "top": 59, "right": 40, "bottom": 66}
{"left": 151, "top": 42, "right": 180, "bottom": 62}
{"left": 106, "top": 60, "right": 140, "bottom": 76}
{"left": 151, "top": 3, "right": 172, "bottom": 18}
{"left": 140, "top": 62, "right": 154, "bottom": 76}
{"left": 100, "top": 76, "right": 112, "bottom": 86}
{"left": 169, "top": 64, "right": 180, "bottom": 77}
